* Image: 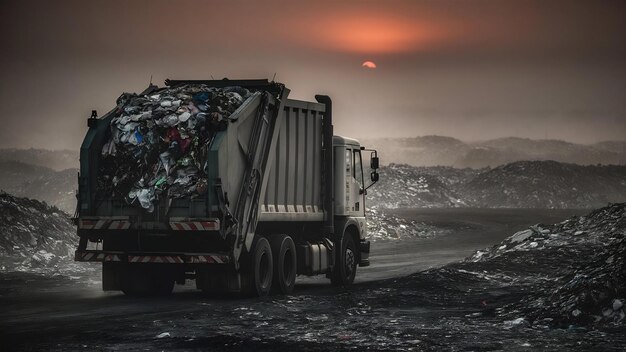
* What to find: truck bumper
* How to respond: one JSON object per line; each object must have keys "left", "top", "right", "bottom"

{"left": 75, "top": 250, "right": 230, "bottom": 264}
{"left": 359, "top": 240, "right": 370, "bottom": 267}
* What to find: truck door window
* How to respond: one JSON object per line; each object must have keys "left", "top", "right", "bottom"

{"left": 353, "top": 150, "right": 363, "bottom": 186}
{"left": 345, "top": 148, "right": 352, "bottom": 174}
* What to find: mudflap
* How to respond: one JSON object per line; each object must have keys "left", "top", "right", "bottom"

{"left": 196, "top": 266, "right": 242, "bottom": 293}
{"left": 359, "top": 240, "right": 371, "bottom": 267}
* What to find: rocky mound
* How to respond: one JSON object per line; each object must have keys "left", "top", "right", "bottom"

{"left": 0, "top": 192, "right": 84, "bottom": 276}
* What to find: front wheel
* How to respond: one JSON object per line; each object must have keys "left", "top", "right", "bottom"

{"left": 331, "top": 233, "right": 357, "bottom": 286}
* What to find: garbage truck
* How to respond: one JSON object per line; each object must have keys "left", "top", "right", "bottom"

{"left": 74, "top": 79, "right": 380, "bottom": 296}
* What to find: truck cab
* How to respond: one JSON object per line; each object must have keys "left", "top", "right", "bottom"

{"left": 333, "top": 136, "right": 371, "bottom": 268}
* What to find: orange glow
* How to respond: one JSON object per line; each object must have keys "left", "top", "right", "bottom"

{"left": 315, "top": 16, "right": 447, "bottom": 54}
{"left": 362, "top": 61, "right": 377, "bottom": 68}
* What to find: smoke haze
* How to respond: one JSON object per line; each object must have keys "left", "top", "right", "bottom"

{"left": 1, "top": 0, "right": 624, "bottom": 149}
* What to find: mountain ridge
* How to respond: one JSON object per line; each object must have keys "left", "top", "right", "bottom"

{"left": 361, "top": 136, "right": 626, "bottom": 168}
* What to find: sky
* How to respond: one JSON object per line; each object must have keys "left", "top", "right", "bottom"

{"left": 0, "top": 0, "right": 625, "bottom": 150}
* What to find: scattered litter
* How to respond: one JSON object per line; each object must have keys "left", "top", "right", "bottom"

{"left": 155, "top": 332, "right": 171, "bottom": 339}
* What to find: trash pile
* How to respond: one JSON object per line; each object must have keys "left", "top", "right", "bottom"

{"left": 0, "top": 192, "right": 94, "bottom": 277}
{"left": 98, "top": 85, "right": 254, "bottom": 212}
{"left": 466, "top": 203, "right": 626, "bottom": 328}
{"left": 366, "top": 207, "right": 448, "bottom": 241}
{"left": 367, "top": 164, "right": 471, "bottom": 209}
{"left": 524, "top": 236, "right": 626, "bottom": 328}
{"left": 509, "top": 204, "right": 626, "bottom": 328}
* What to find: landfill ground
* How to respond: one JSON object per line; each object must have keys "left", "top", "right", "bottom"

{"left": 2, "top": 208, "right": 625, "bottom": 352}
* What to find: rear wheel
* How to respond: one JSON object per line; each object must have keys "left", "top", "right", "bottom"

{"left": 269, "top": 235, "right": 297, "bottom": 294}
{"left": 331, "top": 233, "right": 357, "bottom": 286}
{"left": 241, "top": 236, "right": 273, "bottom": 297}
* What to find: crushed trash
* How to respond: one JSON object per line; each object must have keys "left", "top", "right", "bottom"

{"left": 97, "top": 85, "right": 254, "bottom": 212}
{"left": 467, "top": 203, "right": 626, "bottom": 328}
{"left": 0, "top": 192, "right": 97, "bottom": 278}
{"left": 155, "top": 332, "right": 171, "bottom": 339}
{"left": 366, "top": 207, "right": 449, "bottom": 241}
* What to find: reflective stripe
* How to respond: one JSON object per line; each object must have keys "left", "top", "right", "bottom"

{"left": 79, "top": 220, "right": 95, "bottom": 229}
{"left": 104, "top": 254, "right": 121, "bottom": 262}
{"left": 94, "top": 220, "right": 107, "bottom": 229}
{"left": 187, "top": 255, "right": 228, "bottom": 264}
{"left": 128, "top": 255, "right": 184, "bottom": 264}
{"left": 170, "top": 219, "right": 220, "bottom": 231}
{"left": 77, "top": 252, "right": 224, "bottom": 264}
{"left": 79, "top": 217, "right": 131, "bottom": 230}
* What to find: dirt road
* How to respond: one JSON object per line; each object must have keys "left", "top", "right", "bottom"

{"left": 4, "top": 208, "right": 612, "bottom": 352}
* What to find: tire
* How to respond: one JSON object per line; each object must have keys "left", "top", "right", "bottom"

{"left": 331, "top": 232, "right": 358, "bottom": 286}
{"left": 121, "top": 265, "right": 174, "bottom": 297}
{"left": 269, "top": 235, "right": 297, "bottom": 294}
{"left": 241, "top": 236, "right": 273, "bottom": 297}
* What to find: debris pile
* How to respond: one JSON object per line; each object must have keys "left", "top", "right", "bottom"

{"left": 511, "top": 204, "right": 626, "bottom": 328}
{"left": 0, "top": 192, "right": 90, "bottom": 276}
{"left": 526, "top": 237, "right": 626, "bottom": 328}
{"left": 98, "top": 85, "right": 254, "bottom": 212}
{"left": 366, "top": 207, "right": 448, "bottom": 241}
{"left": 468, "top": 203, "right": 626, "bottom": 328}
{"left": 368, "top": 164, "right": 472, "bottom": 209}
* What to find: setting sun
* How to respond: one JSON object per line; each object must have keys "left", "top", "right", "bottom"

{"left": 362, "top": 61, "right": 377, "bottom": 69}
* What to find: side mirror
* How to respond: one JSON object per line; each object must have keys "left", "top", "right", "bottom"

{"left": 371, "top": 171, "right": 379, "bottom": 182}
{"left": 370, "top": 156, "right": 379, "bottom": 170}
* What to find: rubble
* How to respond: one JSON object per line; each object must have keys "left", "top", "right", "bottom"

{"left": 468, "top": 203, "right": 626, "bottom": 328}
{"left": 98, "top": 85, "right": 254, "bottom": 212}
{"left": 0, "top": 192, "right": 93, "bottom": 277}
{"left": 366, "top": 207, "right": 448, "bottom": 241}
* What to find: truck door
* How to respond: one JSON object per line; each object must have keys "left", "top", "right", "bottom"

{"left": 342, "top": 147, "right": 365, "bottom": 217}
{"left": 334, "top": 145, "right": 366, "bottom": 217}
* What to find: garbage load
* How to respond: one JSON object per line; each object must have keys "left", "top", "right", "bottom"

{"left": 97, "top": 84, "right": 253, "bottom": 212}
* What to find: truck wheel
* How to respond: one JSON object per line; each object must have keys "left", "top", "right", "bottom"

{"left": 331, "top": 233, "right": 357, "bottom": 286}
{"left": 269, "top": 235, "right": 297, "bottom": 294}
{"left": 241, "top": 236, "right": 273, "bottom": 297}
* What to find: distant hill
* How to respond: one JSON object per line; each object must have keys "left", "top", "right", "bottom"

{"left": 0, "top": 148, "right": 79, "bottom": 171}
{"left": 463, "top": 161, "right": 626, "bottom": 208}
{"left": 1, "top": 152, "right": 624, "bottom": 212}
{"left": 0, "top": 161, "right": 77, "bottom": 214}
{"left": 360, "top": 136, "right": 626, "bottom": 168}
{"left": 369, "top": 161, "right": 626, "bottom": 209}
